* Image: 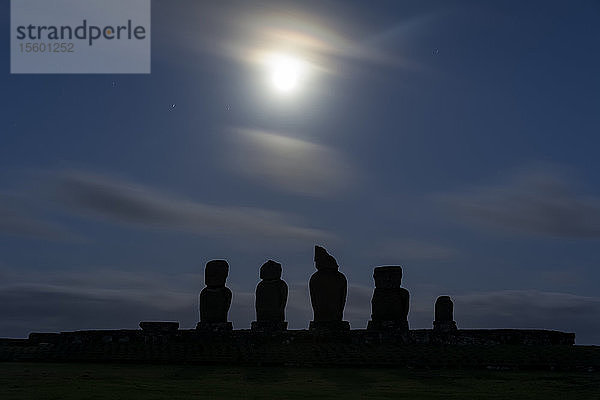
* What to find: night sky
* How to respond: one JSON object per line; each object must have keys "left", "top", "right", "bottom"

{"left": 1, "top": 0, "right": 599, "bottom": 344}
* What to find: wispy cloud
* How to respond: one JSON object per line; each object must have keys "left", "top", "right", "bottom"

{"left": 0, "top": 267, "right": 201, "bottom": 337}
{"left": 153, "top": 1, "right": 432, "bottom": 87}
{"left": 405, "top": 285, "right": 600, "bottom": 344}
{"left": 52, "top": 170, "right": 333, "bottom": 242}
{"left": 0, "top": 193, "right": 77, "bottom": 241}
{"left": 453, "top": 289, "right": 600, "bottom": 344}
{"left": 2, "top": 267, "right": 598, "bottom": 344}
{"left": 223, "top": 9, "right": 421, "bottom": 75}
{"left": 437, "top": 167, "right": 600, "bottom": 238}
{"left": 376, "top": 238, "right": 459, "bottom": 261}
{"left": 191, "top": 2, "right": 422, "bottom": 71}
{"left": 227, "top": 129, "right": 355, "bottom": 196}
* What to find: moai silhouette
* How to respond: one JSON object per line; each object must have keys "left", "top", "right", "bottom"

{"left": 309, "top": 245, "right": 349, "bottom": 331}
{"left": 252, "top": 260, "right": 288, "bottom": 331}
{"left": 367, "top": 266, "right": 410, "bottom": 331}
{"left": 433, "top": 295, "right": 457, "bottom": 332}
{"left": 197, "top": 260, "right": 233, "bottom": 332}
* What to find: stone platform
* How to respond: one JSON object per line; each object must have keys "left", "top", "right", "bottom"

{"left": 0, "top": 326, "right": 583, "bottom": 370}
{"left": 20, "top": 327, "right": 575, "bottom": 346}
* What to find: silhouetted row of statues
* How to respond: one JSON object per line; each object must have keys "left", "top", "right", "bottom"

{"left": 197, "top": 246, "right": 457, "bottom": 333}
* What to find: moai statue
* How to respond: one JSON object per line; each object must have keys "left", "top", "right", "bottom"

{"left": 367, "top": 266, "right": 410, "bottom": 331}
{"left": 197, "top": 260, "right": 233, "bottom": 332}
{"left": 251, "top": 260, "right": 288, "bottom": 332}
{"left": 309, "top": 245, "right": 350, "bottom": 331}
{"left": 433, "top": 295, "right": 457, "bottom": 332}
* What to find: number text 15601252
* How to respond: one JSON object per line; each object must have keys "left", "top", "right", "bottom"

{"left": 19, "top": 43, "right": 75, "bottom": 53}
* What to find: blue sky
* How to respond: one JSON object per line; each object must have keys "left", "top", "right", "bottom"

{"left": 1, "top": 0, "right": 600, "bottom": 344}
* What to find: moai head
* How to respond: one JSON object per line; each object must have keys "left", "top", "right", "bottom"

{"left": 260, "top": 260, "right": 282, "bottom": 280}
{"left": 205, "top": 260, "right": 229, "bottom": 287}
{"left": 314, "top": 245, "right": 339, "bottom": 270}
{"left": 435, "top": 295, "right": 454, "bottom": 322}
{"left": 373, "top": 266, "right": 403, "bottom": 289}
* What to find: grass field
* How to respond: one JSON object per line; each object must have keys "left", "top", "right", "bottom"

{"left": 1, "top": 362, "right": 599, "bottom": 399}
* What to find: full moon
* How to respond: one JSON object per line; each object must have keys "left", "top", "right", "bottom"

{"left": 267, "top": 54, "right": 305, "bottom": 94}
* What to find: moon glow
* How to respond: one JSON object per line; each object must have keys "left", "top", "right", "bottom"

{"left": 267, "top": 54, "right": 305, "bottom": 94}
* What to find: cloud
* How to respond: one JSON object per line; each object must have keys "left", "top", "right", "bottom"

{"left": 376, "top": 238, "right": 459, "bottom": 261}
{"left": 0, "top": 193, "right": 77, "bottom": 241}
{"left": 403, "top": 286, "right": 600, "bottom": 345}
{"left": 173, "top": 2, "right": 422, "bottom": 74}
{"left": 1, "top": 268, "right": 598, "bottom": 344}
{"left": 0, "top": 265, "right": 372, "bottom": 337}
{"left": 223, "top": 10, "right": 422, "bottom": 77}
{"left": 453, "top": 290, "right": 600, "bottom": 345}
{"left": 227, "top": 129, "right": 355, "bottom": 196}
{"left": 52, "top": 170, "right": 333, "bottom": 242}
{"left": 438, "top": 167, "right": 600, "bottom": 238}
{"left": 0, "top": 265, "right": 374, "bottom": 336}
{"left": 0, "top": 268, "right": 315, "bottom": 337}
{"left": 0, "top": 268, "right": 201, "bottom": 338}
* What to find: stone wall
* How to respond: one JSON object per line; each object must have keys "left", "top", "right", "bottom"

{"left": 0, "top": 327, "right": 591, "bottom": 371}
{"left": 23, "top": 327, "right": 575, "bottom": 347}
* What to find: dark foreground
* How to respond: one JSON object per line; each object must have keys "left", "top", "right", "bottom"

{"left": 1, "top": 362, "right": 599, "bottom": 399}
